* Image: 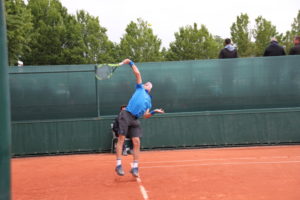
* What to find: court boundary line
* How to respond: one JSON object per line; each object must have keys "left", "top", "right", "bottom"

{"left": 131, "top": 163, "right": 149, "bottom": 200}
{"left": 141, "top": 155, "right": 300, "bottom": 164}
{"left": 79, "top": 155, "right": 300, "bottom": 165}
{"left": 141, "top": 144, "right": 300, "bottom": 153}
{"left": 136, "top": 177, "right": 149, "bottom": 200}
{"left": 140, "top": 160, "right": 300, "bottom": 169}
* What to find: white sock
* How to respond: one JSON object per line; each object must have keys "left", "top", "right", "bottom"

{"left": 133, "top": 161, "right": 138, "bottom": 168}
{"left": 116, "top": 159, "right": 122, "bottom": 166}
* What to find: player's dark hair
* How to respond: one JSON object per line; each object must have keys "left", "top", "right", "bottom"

{"left": 120, "top": 105, "right": 127, "bottom": 110}
{"left": 224, "top": 38, "right": 231, "bottom": 45}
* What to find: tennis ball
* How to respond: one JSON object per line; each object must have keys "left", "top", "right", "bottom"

{"left": 148, "top": 23, "right": 152, "bottom": 26}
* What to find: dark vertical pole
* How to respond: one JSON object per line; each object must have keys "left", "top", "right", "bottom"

{"left": 95, "top": 65, "right": 100, "bottom": 117}
{"left": 0, "top": 0, "right": 11, "bottom": 199}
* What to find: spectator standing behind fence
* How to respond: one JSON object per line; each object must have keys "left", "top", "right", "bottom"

{"left": 263, "top": 37, "right": 286, "bottom": 56}
{"left": 219, "top": 38, "right": 238, "bottom": 59}
{"left": 289, "top": 36, "right": 300, "bottom": 55}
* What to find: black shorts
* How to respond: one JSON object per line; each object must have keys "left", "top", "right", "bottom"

{"left": 117, "top": 110, "right": 142, "bottom": 138}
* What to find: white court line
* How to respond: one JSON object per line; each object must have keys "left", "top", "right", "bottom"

{"left": 269, "top": 156, "right": 289, "bottom": 159}
{"left": 140, "top": 160, "right": 300, "bottom": 169}
{"left": 141, "top": 155, "right": 300, "bottom": 164}
{"left": 131, "top": 163, "right": 149, "bottom": 200}
{"left": 142, "top": 157, "right": 256, "bottom": 164}
{"left": 136, "top": 177, "right": 149, "bottom": 200}
{"left": 135, "top": 158, "right": 300, "bottom": 199}
{"left": 95, "top": 155, "right": 300, "bottom": 165}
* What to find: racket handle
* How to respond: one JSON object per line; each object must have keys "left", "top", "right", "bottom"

{"left": 118, "top": 62, "right": 124, "bottom": 66}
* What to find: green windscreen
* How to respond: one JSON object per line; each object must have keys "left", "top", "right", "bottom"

{"left": 9, "top": 55, "right": 300, "bottom": 120}
{"left": 9, "top": 65, "right": 97, "bottom": 120}
{"left": 98, "top": 56, "right": 300, "bottom": 115}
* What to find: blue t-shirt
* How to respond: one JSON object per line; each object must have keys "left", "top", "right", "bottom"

{"left": 126, "top": 84, "right": 152, "bottom": 118}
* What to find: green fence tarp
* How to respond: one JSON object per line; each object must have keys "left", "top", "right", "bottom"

{"left": 9, "top": 56, "right": 300, "bottom": 121}
{"left": 8, "top": 56, "right": 300, "bottom": 156}
{"left": 9, "top": 65, "right": 97, "bottom": 120}
{"left": 11, "top": 108, "right": 300, "bottom": 156}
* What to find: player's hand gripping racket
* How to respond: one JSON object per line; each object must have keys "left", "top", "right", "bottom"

{"left": 95, "top": 62, "right": 124, "bottom": 80}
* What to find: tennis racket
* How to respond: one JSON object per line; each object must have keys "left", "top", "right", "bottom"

{"left": 95, "top": 62, "right": 123, "bottom": 80}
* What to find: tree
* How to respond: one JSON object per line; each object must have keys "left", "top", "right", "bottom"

{"left": 283, "top": 10, "right": 300, "bottom": 53}
{"left": 76, "top": 10, "right": 116, "bottom": 64}
{"left": 120, "top": 18, "right": 162, "bottom": 62}
{"left": 5, "top": 0, "right": 33, "bottom": 66}
{"left": 160, "top": 47, "right": 168, "bottom": 61}
{"left": 214, "top": 35, "right": 224, "bottom": 52}
{"left": 280, "top": 31, "right": 293, "bottom": 52}
{"left": 166, "top": 23, "right": 219, "bottom": 61}
{"left": 61, "top": 14, "right": 86, "bottom": 64}
{"left": 230, "top": 13, "right": 253, "bottom": 57}
{"left": 253, "top": 16, "right": 278, "bottom": 56}
{"left": 291, "top": 10, "right": 300, "bottom": 36}
{"left": 284, "top": 10, "right": 300, "bottom": 52}
{"left": 24, "top": 0, "right": 70, "bottom": 65}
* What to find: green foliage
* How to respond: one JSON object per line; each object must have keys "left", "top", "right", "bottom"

{"left": 23, "top": 0, "right": 69, "bottom": 65}
{"left": 213, "top": 35, "right": 224, "bottom": 51}
{"left": 278, "top": 10, "right": 300, "bottom": 53}
{"left": 253, "top": 16, "right": 278, "bottom": 56}
{"left": 76, "top": 10, "right": 116, "bottom": 64}
{"left": 5, "top": 0, "right": 33, "bottom": 66}
{"left": 61, "top": 14, "right": 86, "bottom": 64}
{"left": 291, "top": 10, "right": 300, "bottom": 36}
{"left": 17, "top": 0, "right": 116, "bottom": 65}
{"left": 120, "top": 18, "right": 162, "bottom": 62}
{"left": 4, "top": 2, "right": 300, "bottom": 66}
{"left": 230, "top": 13, "right": 253, "bottom": 57}
{"left": 280, "top": 31, "right": 292, "bottom": 52}
{"left": 166, "top": 23, "right": 219, "bottom": 61}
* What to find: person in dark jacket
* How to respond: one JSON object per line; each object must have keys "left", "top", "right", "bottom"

{"left": 263, "top": 37, "right": 286, "bottom": 56}
{"left": 289, "top": 36, "right": 300, "bottom": 55}
{"left": 112, "top": 105, "right": 131, "bottom": 156}
{"left": 219, "top": 38, "right": 238, "bottom": 59}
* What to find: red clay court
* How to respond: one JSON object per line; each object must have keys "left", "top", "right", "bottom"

{"left": 12, "top": 145, "right": 300, "bottom": 200}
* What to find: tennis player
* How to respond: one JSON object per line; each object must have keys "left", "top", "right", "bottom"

{"left": 115, "top": 58, "right": 164, "bottom": 177}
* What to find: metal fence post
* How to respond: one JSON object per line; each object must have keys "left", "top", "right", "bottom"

{"left": 0, "top": 0, "right": 11, "bottom": 199}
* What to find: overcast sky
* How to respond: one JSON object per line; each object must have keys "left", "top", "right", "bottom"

{"left": 59, "top": 0, "right": 300, "bottom": 47}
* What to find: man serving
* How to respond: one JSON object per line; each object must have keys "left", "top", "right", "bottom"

{"left": 115, "top": 59, "right": 164, "bottom": 177}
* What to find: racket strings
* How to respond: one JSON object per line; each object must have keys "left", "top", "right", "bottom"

{"left": 95, "top": 64, "right": 119, "bottom": 80}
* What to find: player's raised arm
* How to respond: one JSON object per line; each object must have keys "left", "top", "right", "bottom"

{"left": 121, "top": 59, "right": 142, "bottom": 84}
